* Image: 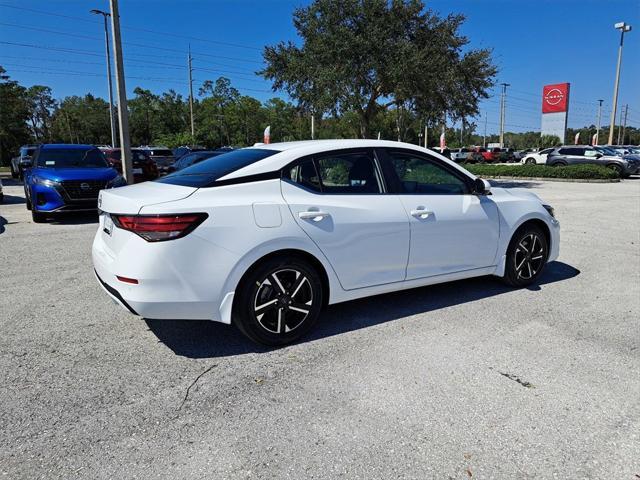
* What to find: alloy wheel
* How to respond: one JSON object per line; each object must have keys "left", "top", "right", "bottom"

{"left": 253, "top": 268, "right": 313, "bottom": 335}
{"left": 513, "top": 233, "right": 546, "bottom": 280}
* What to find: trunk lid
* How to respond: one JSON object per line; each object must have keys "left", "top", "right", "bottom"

{"left": 98, "top": 181, "right": 196, "bottom": 214}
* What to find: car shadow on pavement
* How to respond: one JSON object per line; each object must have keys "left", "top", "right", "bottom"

{"left": 146, "top": 261, "right": 580, "bottom": 359}
{"left": 1, "top": 193, "right": 26, "bottom": 205}
{"left": 488, "top": 180, "right": 540, "bottom": 189}
{"left": 47, "top": 213, "right": 99, "bottom": 225}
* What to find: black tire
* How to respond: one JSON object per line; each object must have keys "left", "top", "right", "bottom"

{"left": 0, "top": 193, "right": 3, "bottom": 203}
{"left": 550, "top": 162, "right": 566, "bottom": 167}
{"left": 11, "top": 166, "right": 18, "bottom": 179}
{"left": 31, "top": 208, "right": 47, "bottom": 223}
{"left": 525, "top": 158, "right": 536, "bottom": 165}
{"left": 606, "top": 163, "right": 623, "bottom": 177}
{"left": 233, "top": 255, "right": 324, "bottom": 346}
{"left": 25, "top": 187, "right": 32, "bottom": 210}
{"left": 502, "top": 224, "right": 549, "bottom": 287}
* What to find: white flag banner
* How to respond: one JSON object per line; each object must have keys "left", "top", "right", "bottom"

{"left": 574, "top": 132, "right": 580, "bottom": 145}
{"left": 592, "top": 133, "right": 598, "bottom": 146}
{"left": 263, "top": 125, "right": 271, "bottom": 144}
{"left": 439, "top": 132, "right": 446, "bottom": 149}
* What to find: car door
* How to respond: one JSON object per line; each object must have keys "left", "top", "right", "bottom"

{"left": 281, "top": 148, "right": 410, "bottom": 290}
{"left": 377, "top": 148, "right": 500, "bottom": 280}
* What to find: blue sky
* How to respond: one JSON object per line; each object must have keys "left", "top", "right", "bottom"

{"left": 1, "top": 0, "right": 638, "bottom": 134}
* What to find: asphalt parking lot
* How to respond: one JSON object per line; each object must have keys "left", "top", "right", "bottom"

{"left": 1, "top": 175, "right": 639, "bottom": 479}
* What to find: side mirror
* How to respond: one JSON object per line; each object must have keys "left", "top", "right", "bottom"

{"left": 474, "top": 177, "right": 491, "bottom": 195}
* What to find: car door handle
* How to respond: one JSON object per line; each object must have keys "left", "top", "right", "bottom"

{"left": 410, "top": 209, "right": 433, "bottom": 219}
{"left": 298, "top": 211, "right": 330, "bottom": 221}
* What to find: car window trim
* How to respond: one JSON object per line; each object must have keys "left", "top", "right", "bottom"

{"left": 375, "top": 147, "right": 474, "bottom": 195}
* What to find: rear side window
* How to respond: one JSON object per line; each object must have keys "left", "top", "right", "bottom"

{"left": 157, "top": 148, "right": 279, "bottom": 187}
{"left": 286, "top": 160, "right": 321, "bottom": 192}
{"left": 558, "top": 148, "right": 584, "bottom": 155}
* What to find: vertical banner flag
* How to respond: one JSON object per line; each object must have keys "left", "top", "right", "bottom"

{"left": 263, "top": 125, "right": 271, "bottom": 144}
{"left": 574, "top": 132, "right": 580, "bottom": 145}
{"left": 439, "top": 131, "right": 446, "bottom": 149}
{"left": 541, "top": 83, "right": 570, "bottom": 144}
{"left": 592, "top": 133, "right": 598, "bottom": 146}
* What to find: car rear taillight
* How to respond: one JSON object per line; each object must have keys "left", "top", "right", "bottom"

{"left": 111, "top": 213, "right": 208, "bottom": 242}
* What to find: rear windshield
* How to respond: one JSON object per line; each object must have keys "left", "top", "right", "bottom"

{"left": 36, "top": 148, "right": 109, "bottom": 168}
{"left": 157, "top": 148, "right": 279, "bottom": 187}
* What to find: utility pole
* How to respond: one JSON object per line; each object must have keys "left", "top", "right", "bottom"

{"left": 499, "top": 83, "right": 510, "bottom": 148}
{"left": 188, "top": 45, "right": 195, "bottom": 139}
{"left": 483, "top": 113, "right": 488, "bottom": 148}
{"left": 424, "top": 123, "right": 428, "bottom": 148}
{"left": 460, "top": 118, "right": 464, "bottom": 147}
{"left": 595, "top": 99, "right": 603, "bottom": 145}
{"left": 311, "top": 114, "right": 315, "bottom": 140}
{"left": 108, "top": 0, "right": 133, "bottom": 183}
{"left": 608, "top": 22, "right": 632, "bottom": 145}
{"left": 90, "top": 9, "right": 116, "bottom": 148}
{"left": 621, "top": 104, "right": 629, "bottom": 144}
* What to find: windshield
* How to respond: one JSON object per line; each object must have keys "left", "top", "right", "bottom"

{"left": 157, "top": 148, "right": 280, "bottom": 187}
{"left": 36, "top": 148, "right": 109, "bottom": 168}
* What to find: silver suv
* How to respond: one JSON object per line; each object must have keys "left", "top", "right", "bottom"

{"left": 546, "top": 145, "right": 637, "bottom": 177}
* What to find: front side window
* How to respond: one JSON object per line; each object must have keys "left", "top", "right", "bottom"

{"left": 386, "top": 150, "right": 468, "bottom": 195}
{"left": 36, "top": 148, "right": 108, "bottom": 168}
{"left": 315, "top": 151, "right": 382, "bottom": 194}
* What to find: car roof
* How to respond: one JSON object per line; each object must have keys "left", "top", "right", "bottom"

{"left": 40, "top": 144, "right": 96, "bottom": 150}
{"left": 220, "top": 139, "right": 473, "bottom": 181}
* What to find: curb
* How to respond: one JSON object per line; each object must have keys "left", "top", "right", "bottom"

{"left": 480, "top": 175, "right": 620, "bottom": 183}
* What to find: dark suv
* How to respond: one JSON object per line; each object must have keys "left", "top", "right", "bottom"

{"left": 546, "top": 145, "right": 636, "bottom": 177}
{"left": 11, "top": 145, "right": 38, "bottom": 179}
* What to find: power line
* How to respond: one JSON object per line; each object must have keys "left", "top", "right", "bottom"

{"left": 0, "top": 2, "right": 262, "bottom": 51}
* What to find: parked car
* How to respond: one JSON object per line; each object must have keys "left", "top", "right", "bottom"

{"left": 170, "top": 150, "right": 229, "bottom": 172}
{"left": 546, "top": 145, "right": 636, "bottom": 177}
{"left": 450, "top": 148, "right": 472, "bottom": 163}
{"left": 137, "top": 146, "right": 175, "bottom": 175}
{"left": 522, "top": 148, "right": 554, "bottom": 165}
{"left": 24, "top": 144, "right": 124, "bottom": 223}
{"left": 499, "top": 148, "right": 517, "bottom": 163}
{"left": 10, "top": 145, "right": 38, "bottom": 179}
{"left": 103, "top": 148, "right": 159, "bottom": 183}
{"left": 431, "top": 147, "right": 451, "bottom": 159}
{"left": 598, "top": 146, "right": 640, "bottom": 173}
{"left": 173, "top": 145, "right": 209, "bottom": 161}
{"left": 93, "top": 139, "right": 559, "bottom": 346}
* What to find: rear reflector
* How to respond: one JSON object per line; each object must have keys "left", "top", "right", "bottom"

{"left": 116, "top": 275, "right": 139, "bottom": 284}
{"left": 111, "top": 213, "right": 208, "bottom": 242}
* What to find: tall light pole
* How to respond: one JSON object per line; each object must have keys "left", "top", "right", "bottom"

{"left": 595, "top": 99, "right": 603, "bottom": 145}
{"left": 108, "top": 0, "right": 133, "bottom": 183}
{"left": 621, "top": 104, "right": 629, "bottom": 144}
{"left": 608, "top": 22, "right": 632, "bottom": 145}
{"left": 499, "top": 83, "right": 510, "bottom": 148}
{"left": 90, "top": 9, "right": 117, "bottom": 148}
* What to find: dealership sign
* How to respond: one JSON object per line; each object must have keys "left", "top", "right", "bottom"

{"left": 541, "top": 83, "right": 570, "bottom": 143}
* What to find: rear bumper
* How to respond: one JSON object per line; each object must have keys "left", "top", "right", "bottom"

{"left": 91, "top": 219, "right": 237, "bottom": 322}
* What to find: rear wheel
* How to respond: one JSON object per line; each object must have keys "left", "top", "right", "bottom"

{"left": 502, "top": 225, "right": 548, "bottom": 287}
{"left": 234, "top": 256, "right": 323, "bottom": 346}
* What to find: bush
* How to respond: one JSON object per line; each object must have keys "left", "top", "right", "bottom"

{"left": 464, "top": 163, "right": 619, "bottom": 180}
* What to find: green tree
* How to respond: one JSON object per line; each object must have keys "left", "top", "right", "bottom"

{"left": 261, "top": 0, "right": 496, "bottom": 138}
{"left": 50, "top": 94, "right": 111, "bottom": 145}
{"left": 0, "top": 66, "right": 32, "bottom": 165}
{"left": 26, "top": 85, "right": 56, "bottom": 143}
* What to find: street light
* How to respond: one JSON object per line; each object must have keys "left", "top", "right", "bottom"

{"left": 90, "top": 9, "right": 117, "bottom": 148}
{"left": 608, "top": 21, "right": 632, "bottom": 145}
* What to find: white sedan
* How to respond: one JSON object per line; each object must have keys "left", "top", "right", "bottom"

{"left": 521, "top": 148, "right": 553, "bottom": 165}
{"left": 93, "top": 140, "right": 560, "bottom": 345}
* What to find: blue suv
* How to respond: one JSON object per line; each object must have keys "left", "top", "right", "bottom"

{"left": 24, "top": 144, "right": 125, "bottom": 223}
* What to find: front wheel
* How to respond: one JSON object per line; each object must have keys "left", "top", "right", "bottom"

{"left": 606, "top": 163, "right": 623, "bottom": 177}
{"left": 31, "top": 208, "right": 47, "bottom": 223}
{"left": 233, "top": 256, "right": 323, "bottom": 346}
{"left": 525, "top": 158, "right": 536, "bottom": 165}
{"left": 502, "top": 225, "right": 549, "bottom": 287}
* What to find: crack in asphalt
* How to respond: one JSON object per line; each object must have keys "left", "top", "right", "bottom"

{"left": 499, "top": 371, "right": 534, "bottom": 389}
{"left": 177, "top": 363, "right": 218, "bottom": 411}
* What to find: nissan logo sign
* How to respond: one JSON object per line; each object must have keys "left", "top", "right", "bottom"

{"left": 544, "top": 88, "right": 564, "bottom": 106}
{"left": 80, "top": 182, "right": 91, "bottom": 190}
